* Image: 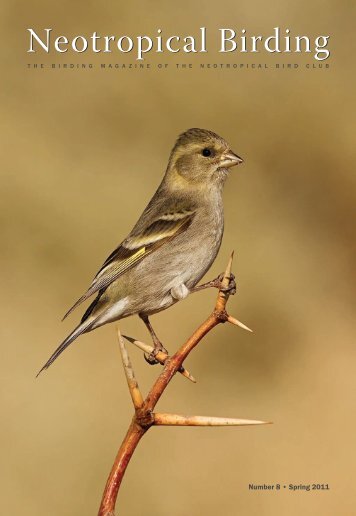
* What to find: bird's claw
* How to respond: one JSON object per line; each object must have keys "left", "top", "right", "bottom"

{"left": 144, "top": 351, "right": 160, "bottom": 365}
{"left": 144, "top": 344, "right": 169, "bottom": 366}
{"left": 216, "top": 272, "right": 237, "bottom": 295}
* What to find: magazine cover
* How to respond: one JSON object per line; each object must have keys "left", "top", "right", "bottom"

{"left": 2, "top": 2, "right": 354, "bottom": 515}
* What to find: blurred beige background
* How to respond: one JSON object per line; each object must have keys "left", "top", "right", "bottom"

{"left": 1, "top": 1, "right": 355, "bottom": 515}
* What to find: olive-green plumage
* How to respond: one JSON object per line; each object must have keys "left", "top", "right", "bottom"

{"left": 38, "top": 128, "right": 243, "bottom": 375}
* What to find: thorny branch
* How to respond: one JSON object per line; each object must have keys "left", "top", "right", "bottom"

{"left": 98, "top": 253, "right": 270, "bottom": 516}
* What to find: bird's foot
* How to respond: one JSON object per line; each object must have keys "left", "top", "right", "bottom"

{"left": 192, "top": 273, "right": 237, "bottom": 295}
{"left": 214, "top": 272, "right": 237, "bottom": 295}
{"left": 144, "top": 342, "right": 169, "bottom": 365}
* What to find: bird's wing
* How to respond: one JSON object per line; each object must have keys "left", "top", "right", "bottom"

{"left": 62, "top": 208, "right": 195, "bottom": 319}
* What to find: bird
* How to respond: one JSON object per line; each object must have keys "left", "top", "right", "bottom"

{"left": 37, "top": 128, "right": 243, "bottom": 376}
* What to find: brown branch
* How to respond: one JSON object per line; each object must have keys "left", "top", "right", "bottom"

{"left": 98, "top": 252, "right": 269, "bottom": 516}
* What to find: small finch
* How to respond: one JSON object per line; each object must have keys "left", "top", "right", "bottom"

{"left": 38, "top": 128, "right": 243, "bottom": 375}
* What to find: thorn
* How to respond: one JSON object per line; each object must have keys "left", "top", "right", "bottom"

{"left": 117, "top": 328, "right": 143, "bottom": 409}
{"left": 227, "top": 315, "right": 253, "bottom": 333}
{"left": 223, "top": 252, "right": 234, "bottom": 285}
{"left": 178, "top": 366, "right": 197, "bottom": 383}
{"left": 153, "top": 413, "right": 271, "bottom": 426}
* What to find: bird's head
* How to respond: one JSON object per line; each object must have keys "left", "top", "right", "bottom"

{"left": 166, "top": 128, "right": 243, "bottom": 189}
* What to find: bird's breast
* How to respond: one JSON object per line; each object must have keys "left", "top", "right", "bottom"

{"left": 166, "top": 201, "right": 224, "bottom": 289}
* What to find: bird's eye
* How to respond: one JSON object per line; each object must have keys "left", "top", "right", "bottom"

{"left": 202, "top": 148, "right": 211, "bottom": 157}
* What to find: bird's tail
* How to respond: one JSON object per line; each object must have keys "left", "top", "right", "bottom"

{"left": 36, "top": 317, "right": 97, "bottom": 377}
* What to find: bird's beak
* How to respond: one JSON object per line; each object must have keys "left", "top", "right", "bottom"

{"left": 220, "top": 150, "right": 244, "bottom": 169}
